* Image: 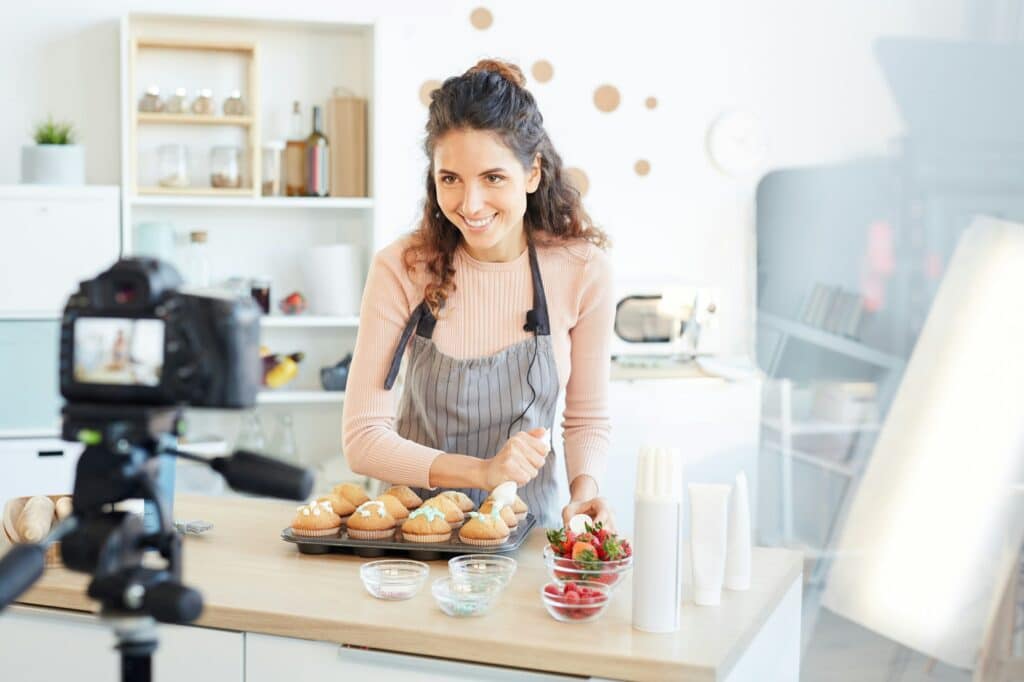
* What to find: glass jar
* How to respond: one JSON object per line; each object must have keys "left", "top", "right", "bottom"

{"left": 210, "top": 146, "right": 242, "bottom": 188}
{"left": 268, "top": 413, "right": 298, "bottom": 463}
{"left": 191, "top": 88, "right": 214, "bottom": 115}
{"left": 236, "top": 412, "right": 266, "bottom": 452}
{"left": 165, "top": 87, "right": 188, "bottom": 114}
{"left": 261, "top": 141, "right": 285, "bottom": 196}
{"left": 183, "top": 230, "right": 211, "bottom": 288}
{"left": 223, "top": 89, "right": 245, "bottom": 116}
{"left": 138, "top": 85, "right": 164, "bottom": 113}
{"left": 157, "top": 144, "right": 189, "bottom": 188}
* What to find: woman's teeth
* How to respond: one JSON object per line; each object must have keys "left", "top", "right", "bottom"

{"left": 464, "top": 214, "right": 495, "bottom": 229}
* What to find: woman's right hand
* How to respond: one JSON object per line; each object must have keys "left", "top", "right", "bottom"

{"left": 483, "top": 427, "right": 549, "bottom": 489}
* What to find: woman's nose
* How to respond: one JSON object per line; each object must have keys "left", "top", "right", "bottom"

{"left": 460, "top": 183, "right": 485, "bottom": 215}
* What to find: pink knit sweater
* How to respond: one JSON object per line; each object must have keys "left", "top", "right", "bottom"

{"left": 341, "top": 235, "right": 614, "bottom": 490}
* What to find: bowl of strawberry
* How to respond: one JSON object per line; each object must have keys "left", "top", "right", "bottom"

{"left": 543, "top": 521, "right": 633, "bottom": 591}
{"left": 540, "top": 580, "right": 610, "bottom": 623}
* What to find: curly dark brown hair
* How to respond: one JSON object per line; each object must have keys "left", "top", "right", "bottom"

{"left": 403, "top": 59, "right": 609, "bottom": 315}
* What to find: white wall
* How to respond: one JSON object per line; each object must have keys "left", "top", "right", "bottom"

{"left": 0, "top": 0, "right": 968, "bottom": 356}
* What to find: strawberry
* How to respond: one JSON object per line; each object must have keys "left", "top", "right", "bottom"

{"left": 546, "top": 527, "right": 567, "bottom": 556}
{"left": 620, "top": 539, "right": 632, "bottom": 558}
{"left": 601, "top": 536, "right": 625, "bottom": 561}
{"left": 596, "top": 528, "right": 610, "bottom": 544}
{"left": 571, "top": 541, "right": 598, "bottom": 562}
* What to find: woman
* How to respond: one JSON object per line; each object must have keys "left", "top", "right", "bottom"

{"left": 342, "top": 59, "right": 615, "bottom": 530}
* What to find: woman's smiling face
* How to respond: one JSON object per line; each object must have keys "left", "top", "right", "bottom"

{"left": 433, "top": 128, "right": 541, "bottom": 262}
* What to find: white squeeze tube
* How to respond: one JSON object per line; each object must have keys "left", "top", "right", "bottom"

{"left": 632, "top": 446, "right": 684, "bottom": 633}
{"left": 688, "top": 483, "right": 731, "bottom": 606}
{"left": 724, "top": 471, "right": 751, "bottom": 591}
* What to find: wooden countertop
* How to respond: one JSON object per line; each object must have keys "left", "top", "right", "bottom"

{"left": 17, "top": 495, "right": 801, "bottom": 682}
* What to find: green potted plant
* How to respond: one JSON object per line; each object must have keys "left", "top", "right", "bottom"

{"left": 20, "top": 116, "right": 84, "bottom": 185}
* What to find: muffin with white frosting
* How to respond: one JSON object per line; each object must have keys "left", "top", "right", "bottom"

{"left": 290, "top": 500, "right": 343, "bottom": 537}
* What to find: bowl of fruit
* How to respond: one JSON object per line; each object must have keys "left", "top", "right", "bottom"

{"left": 540, "top": 580, "right": 611, "bottom": 623}
{"left": 544, "top": 521, "right": 633, "bottom": 591}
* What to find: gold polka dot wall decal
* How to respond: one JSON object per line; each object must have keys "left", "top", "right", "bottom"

{"left": 645, "top": 96, "right": 658, "bottom": 109}
{"left": 593, "top": 85, "right": 621, "bottom": 113}
{"left": 634, "top": 160, "right": 651, "bottom": 176}
{"left": 531, "top": 60, "right": 554, "bottom": 83}
{"left": 419, "top": 80, "right": 442, "bottom": 107}
{"left": 565, "top": 167, "right": 590, "bottom": 197}
{"left": 470, "top": 8, "right": 493, "bottom": 30}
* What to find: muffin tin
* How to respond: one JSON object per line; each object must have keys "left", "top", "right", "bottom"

{"left": 281, "top": 513, "right": 535, "bottom": 561}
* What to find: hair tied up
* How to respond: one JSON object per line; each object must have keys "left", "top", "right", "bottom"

{"left": 466, "top": 59, "right": 526, "bottom": 88}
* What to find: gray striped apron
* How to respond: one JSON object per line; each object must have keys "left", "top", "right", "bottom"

{"left": 383, "top": 242, "right": 561, "bottom": 528}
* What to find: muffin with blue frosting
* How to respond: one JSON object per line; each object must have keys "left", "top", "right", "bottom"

{"left": 401, "top": 505, "right": 452, "bottom": 543}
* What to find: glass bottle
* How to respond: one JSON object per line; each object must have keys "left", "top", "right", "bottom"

{"left": 157, "top": 144, "right": 189, "bottom": 188}
{"left": 183, "top": 230, "right": 211, "bottom": 288}
{"left": 285, "top": 101, "right": 305, "bottom": 197}
{"left": 236, "top": 411, "right": 266, "bottom": 452}
{"left": 210, "top": 146, "right": 242, "bottom": 188}
{"left": 191, "top": 88, "right": 214, "bottom": 115}
{"left": 223, "top": 89, "right": 245, "bottom": 116}
{"left": 165, "top": 87, "right": 188, "bottom": 114}
{"left": 138, "top": 85, "right": 163, "bottom": 113}
{"left": 303, "top": 105, "right": 330, "bottom": 197}
{"left": 269, "top": 413, "right": 299, "bottom": 463}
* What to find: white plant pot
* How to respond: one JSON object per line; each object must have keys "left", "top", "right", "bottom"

{"left": 20, "top": 144, "right": 85, "bottom": 185}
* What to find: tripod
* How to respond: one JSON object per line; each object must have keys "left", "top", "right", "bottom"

{"left": 0, "top": 402, "right": 313, "bottom": 682}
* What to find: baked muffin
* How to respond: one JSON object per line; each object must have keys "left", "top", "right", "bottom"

{"left": 374, "top": 493, "right": 410, "bottom": 521}
{"left": 401, "top": 506, "right": 452, "bottom": 543}
{"left": 458, "top": 511, "right": 511, "bottom": 547}
{"left": 317, "top": 493, "right": 355, "bottom": 522}
{"left": 511, "top": 495, "right": 528, "bottom": 522}
{"left": 290, "top": 500, "right": 342, "bottom": 537}
{"left": 423, "top": 495, "right": 465, "bottom": 528}
{"left": 479, "top": 499, "right": 517, "bottom": 529}
{"left": 383, "top": 485, "right": 422, "bottom": 510}
{"left": 439, "top": 490, "right": 476, "bottom": 513}
{"left": 333, "top": 482, "right": 370, "bottom": 507}
{"left": 346, "top": 500, "right": 397, "bottom": 540}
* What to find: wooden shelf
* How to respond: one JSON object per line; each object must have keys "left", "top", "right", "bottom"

{"left": 137, "top": 113, "right": 253, "bottom": 127}
{"left": 260, "top": 315, "right": 359, "bottom": 328}
{"left": 136, "top": 186, "right": 256, "bottom": 197}
{"left": 130, "top": 195, "right": 372, "bottom": 208}
{"left": 136, "top": 37, "right": 256, "bottom": 53}
{"left": 257, "top": 390, "right": 345, "bottom": 404}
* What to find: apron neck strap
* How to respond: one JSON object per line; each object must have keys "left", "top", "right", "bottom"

{"left": 523, "top": 240, "right": 550, "bottom": 336}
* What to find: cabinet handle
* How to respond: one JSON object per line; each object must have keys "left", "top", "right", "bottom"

{"left": 36, "top": 450, "right": 63, "bottom": 458}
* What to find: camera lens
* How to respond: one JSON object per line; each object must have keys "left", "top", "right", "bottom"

{"left": 114, "top": 281, "right": 137, "bottom": 305}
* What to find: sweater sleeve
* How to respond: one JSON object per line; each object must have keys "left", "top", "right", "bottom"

{"left": 561, "top": 247, "right": 615, "bottom": 489}
{"left": 341, "top": 244, "right": 444, "bottom": 488}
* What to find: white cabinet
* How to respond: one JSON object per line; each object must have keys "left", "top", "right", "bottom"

{"left": 0, "top": 186, "right": 120, "bottom": 317}
{"left": 0, "top": 606, "right": 243, "bottom": 682}
{"left": 245, "top": 632, "right": 582, "bottom": 682}
{"left": 0, "top": 437, "right": 82, "bottom": 507}
{"left": 604, "top": 373, "right": 761, "bottom": 538}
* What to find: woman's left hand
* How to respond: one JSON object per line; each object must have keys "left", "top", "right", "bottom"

{"left": 561, "top": 497, "right": 616, "bottom": 533}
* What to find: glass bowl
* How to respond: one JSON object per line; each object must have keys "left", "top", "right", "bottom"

{"left": 359, "top": 559, "right": 429, "bottom": 600}
{"left": 448, "top": 554, "right": 517, "bottom": 588}
{"left": 542, "top": 545, "right": 633, "bottom": 591}
{"left": 431, "top": 575, "right": 503, "bottom": 617}
{"left": 540, "top": 580, "right": 611, "bottom": 623}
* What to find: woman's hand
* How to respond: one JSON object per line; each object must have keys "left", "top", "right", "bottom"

{"left": 561, "top": 497, "right": 616, "bottom": 533}
{"left": 483, "top": 427, "right": 548, "bottom": 489}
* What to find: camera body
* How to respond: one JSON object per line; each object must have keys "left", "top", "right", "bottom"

{"left": 59, "top": 257, "right": 261, "bottom": 408}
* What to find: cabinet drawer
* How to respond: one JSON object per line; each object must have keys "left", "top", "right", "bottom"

{"left": 0, "top": 437, "right": 82, "bottom": 505}
{"left": 245, "top": 632, "right": 583, "bottom": 681}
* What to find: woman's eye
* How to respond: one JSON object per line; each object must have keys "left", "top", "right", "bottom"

{"left": 486, "top": 175, "right": 504, "bottom": 184}
{"left": 439, "top": 175, "right": 457, "bottom": 185}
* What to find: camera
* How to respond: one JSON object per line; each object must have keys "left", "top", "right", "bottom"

{"left": 59, "top": 257, "right": 261, "bottom": 408}
{"left": 0, "top": 257, "right": 312, "bottom": 682}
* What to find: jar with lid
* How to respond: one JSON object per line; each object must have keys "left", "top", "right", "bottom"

{"left": 183, "top": 230, "right": 211, "bottom": 288}
{"left": 223, "top": 90, "right": 245, "bottom": 116}
{"left": 191, "top": 89, "right": 214, "bottom": 115}
{"left": 210, "top": 146, "right": 242, "bottom": 188}
{"left": 261, "top": 141, "right": 285, "bottom": 196}
{"left": 138, "top": 85, "right": 164, "bottom": 113}
{"left": 164, "top": 87, "right": 188, "bottom": 114}
{"left": 157, "top": 144, "right": 189, "bottom": 188}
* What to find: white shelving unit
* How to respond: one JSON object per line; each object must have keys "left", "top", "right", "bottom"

{"left": 119, "top": 12, "right": 382, "bottom": 473}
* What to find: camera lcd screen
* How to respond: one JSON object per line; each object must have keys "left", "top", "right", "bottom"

{"left": 73, "top": 317, "right": 165, "bottom": 387}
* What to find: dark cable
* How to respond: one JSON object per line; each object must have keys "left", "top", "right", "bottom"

{"left": 506, "top": 333, "right": 540, "bottom": 440}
